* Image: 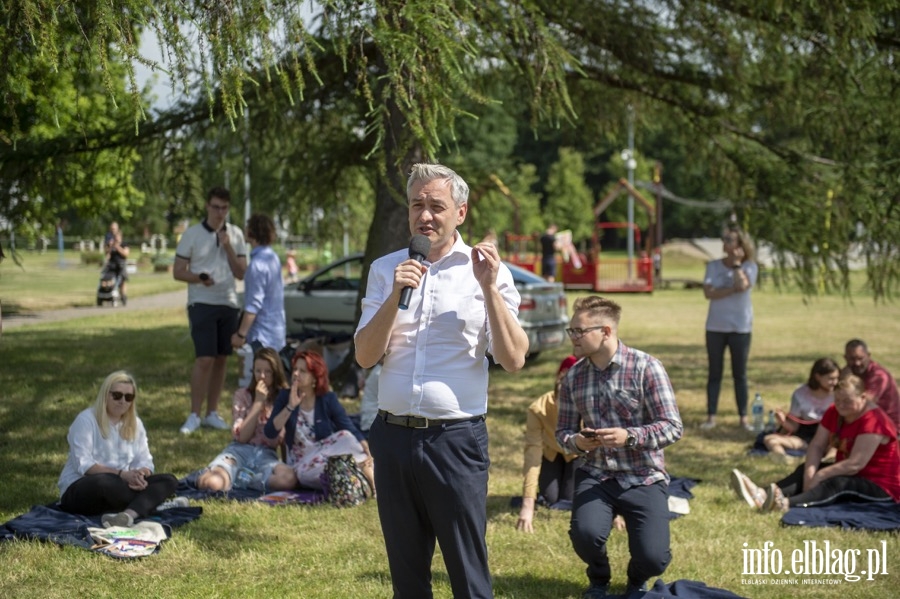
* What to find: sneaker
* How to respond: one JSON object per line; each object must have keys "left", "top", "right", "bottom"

{"left": 730, "top": 469, "right": 765, "bottom": 509}
{"left": 101, "top": 511, "right": 134, "bottom": 528}
{"left": 180, "top": 412, "right": 202, "bottom": 434}
{"left": 699, "top": 420, "right": 716, "bottom": 430}
{"left": 203, "top": 411, "right": 229, "bottom": 430}
{"left": 742, "top": 422, "right": 755, "bottom": 432}
{"left": 156, "top": 497, "right": 190, "bottom": 511}
{"left": 763, "top": 483, "right": 790, "bottom": 512}
{"left": 582, "top": 584, "right": 610, "bottom": 599}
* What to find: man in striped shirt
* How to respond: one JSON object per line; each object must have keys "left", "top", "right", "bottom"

{"left": 556, "top": 296, "right": 683, "bottom": 598}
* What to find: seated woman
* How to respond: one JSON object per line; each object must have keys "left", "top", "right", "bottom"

{"left": 763, "top": 357, "right": 839, "bottom": 464}
{"left": 516, "top": 355, "right": 581, "bottom": 533}
{"left": 58, "top": 371, "right": 178, "bottom": 528}
{"left": 197, "top": 348, "right": 298, "bottom": 493}
{"left": 265, "top": 350, "right": 374, "bottom": 493}
{"left": 732, "top": 373, "right": 900, "bottom": 512}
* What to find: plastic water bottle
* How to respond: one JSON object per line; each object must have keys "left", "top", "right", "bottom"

{"left": 751, "top": 393, "right": 764, "bottom": 433}
{"left": 237, "top": 343, "right": 254, "bottom": 388}
{"left": 766, "top": 410, "right": 776, "bottom": 433}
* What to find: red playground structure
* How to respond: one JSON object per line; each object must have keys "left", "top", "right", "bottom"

{"left": 502, "top": 178, "right": 658, "bottom": 293}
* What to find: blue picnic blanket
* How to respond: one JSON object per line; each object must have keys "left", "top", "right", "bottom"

{"left": 632, "top": 579, "right": 747, "bottom": 598}
{"left": 781, "top": 500, "right": 900, "bottom": 531}
{"left": 0, "top": 503, "right": 201, "bottom": 557}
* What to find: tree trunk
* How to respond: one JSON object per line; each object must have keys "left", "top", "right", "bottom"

{"left": 333, "top": 53, "right": 424, "bottom": 396}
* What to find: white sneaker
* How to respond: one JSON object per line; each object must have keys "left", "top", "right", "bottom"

{"left": 203, "top": 411, "right": 229, "bottom": 430}
{"left": 101, "top": 511, "right": 134, "bottom": 528}
{"left": 156, "top": 497, "right": 190, "bottom": 511}
{"left": 180, "top": 413, "right": 202, "bottom": 435}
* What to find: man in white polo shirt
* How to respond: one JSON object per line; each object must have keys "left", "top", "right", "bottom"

{"left": 173, "top": 187, "right": 248, "bottom": 434}
{"left": 355, "top": 163, "right": 529, "bottom": 599}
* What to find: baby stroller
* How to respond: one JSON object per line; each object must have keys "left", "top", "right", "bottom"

{"left": 96, "top": 261, "right": 123, "bottom": 306}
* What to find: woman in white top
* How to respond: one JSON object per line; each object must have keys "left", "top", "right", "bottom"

{"left": 764, "top": 358, "right": 839, "bottom": 463}
{"left": 701, "top": 226, "right": 758, "bottom": 430}
{"left": 58, "top": 371, "right": 178, "bottom": 528}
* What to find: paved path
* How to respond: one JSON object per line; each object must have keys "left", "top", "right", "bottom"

{"left": 2, "top": 289, "right": 187, "bottom": 331}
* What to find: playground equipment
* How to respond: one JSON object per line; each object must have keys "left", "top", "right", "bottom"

{"left": 502, "top": 175, "right": 658, "bottom": 293}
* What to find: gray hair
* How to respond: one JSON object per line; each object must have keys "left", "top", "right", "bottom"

{"left": 406, "top": 163, "right": 469, "bottom": 207}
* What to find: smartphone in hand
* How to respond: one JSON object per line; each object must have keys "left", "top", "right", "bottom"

{"left": 580, "top": 429, "right": 598, "bottom": 438}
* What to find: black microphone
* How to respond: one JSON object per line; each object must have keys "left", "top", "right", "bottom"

{"left": 399, "top": 234, "right": 431, "bottom": 310}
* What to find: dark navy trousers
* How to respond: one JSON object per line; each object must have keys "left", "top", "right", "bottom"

{"left": 369, "top": 415, "right": 493, "bottom": 599}
{"left": 569, "top": 471, "right": 671, "bottom": 588}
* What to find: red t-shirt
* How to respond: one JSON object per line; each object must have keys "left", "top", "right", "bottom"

{"left": 821, "top": 405, "right": 900, "bottom": 501}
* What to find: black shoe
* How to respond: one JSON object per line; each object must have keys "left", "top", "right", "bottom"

{"left": 624, "top": 580, "right": 649, "bottom": 596}
{"left": 582, "top": 583, "right": 610, "bottom": 599}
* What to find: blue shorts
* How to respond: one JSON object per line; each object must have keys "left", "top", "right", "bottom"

{"left": 206, "top": 442, "right": 282, "bottom": 490}
{"left": 188, "top": 303, "right": 239, "bottom": 357}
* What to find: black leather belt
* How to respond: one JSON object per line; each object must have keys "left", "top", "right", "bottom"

{"left": 378, "top": 409, "right": 485, "bottom": 429}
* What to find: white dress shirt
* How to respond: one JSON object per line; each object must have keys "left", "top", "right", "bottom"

{"left": 356, "top": 234, "right": 520, "bottom": 419}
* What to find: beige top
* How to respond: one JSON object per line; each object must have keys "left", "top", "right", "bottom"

{"left": 522, "top": 390, "right": 578, "bottom": 499}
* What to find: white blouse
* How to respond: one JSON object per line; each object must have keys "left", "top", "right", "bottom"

{"left": 57, "top": 408, "right": 154, "bottom": 497}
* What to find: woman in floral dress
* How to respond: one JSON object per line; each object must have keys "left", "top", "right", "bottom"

{"left": 264, "top": 350, "right": 373, "bottom": 490}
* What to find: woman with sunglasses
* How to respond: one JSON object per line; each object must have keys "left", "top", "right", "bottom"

{"left": 732, "top": 373, "right": 900, "bottom": 512}
{"left": 701, "top": 225, "right": 758, "bottom": 431}
{"left": 57, "top": 371, "right": 178, "bottom": 527}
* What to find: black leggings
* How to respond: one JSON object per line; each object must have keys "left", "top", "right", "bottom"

{"left": 60, "top": 473, "right": 178, "bottom": 518}
{"left": 706, "top": 331, "right": 751, "bottom": 417}
{"left": 776, "top": 463, "right": 891, "bottom": 508}
{"left": 538, "top": 454, "right": 578, "bottom": 504}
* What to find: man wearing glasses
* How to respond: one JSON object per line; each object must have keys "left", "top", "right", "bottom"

{"left": 173, "top": 187, "right": 248, "bottom": 434}
{"left": 556, "top": 296, "right": 682, "bottom": 598}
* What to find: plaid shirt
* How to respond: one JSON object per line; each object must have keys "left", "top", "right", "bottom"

{"left": 556, "top": 341, "right": 682, "bottom": 488}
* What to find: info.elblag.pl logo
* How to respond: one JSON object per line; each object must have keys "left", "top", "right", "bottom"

{"left": 741, "top": 540, "right": 889, "bottom": 585}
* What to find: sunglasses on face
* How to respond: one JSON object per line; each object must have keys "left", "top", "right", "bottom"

{"left": 110, "top": 391, "right": 135, "bottom": 402}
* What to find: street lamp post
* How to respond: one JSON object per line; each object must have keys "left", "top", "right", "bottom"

{"left": 621, "top": 105, "right": 637, "bottom": 279}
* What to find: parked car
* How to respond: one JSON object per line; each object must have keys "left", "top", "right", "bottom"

{"left": 280, "top": 252, "right": 568, "bottom": 358}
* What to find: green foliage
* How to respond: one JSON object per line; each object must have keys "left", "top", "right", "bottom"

{"left": 544, "top": 148, "right": 595, "bottom": 241}
{"left": 0, "top": 1, "right": 146, "bottom": 235}
{"left": 2, "top": 0, "right": 898, "bottom": 298}
{"left": 79, "top": 251, "right": 104, "bottom": 266}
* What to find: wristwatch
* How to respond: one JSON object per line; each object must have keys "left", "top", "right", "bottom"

{"left": 624, "top": 432, "right": 637, "bottom": 448}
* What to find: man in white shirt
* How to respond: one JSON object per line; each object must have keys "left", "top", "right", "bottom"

{"left": 173, "top": 187, "right": 248, "bottom": 434}
{"left": 355, "top": 163, "right": 529, "bottom": 599}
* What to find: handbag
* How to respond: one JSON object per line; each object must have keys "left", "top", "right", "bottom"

{"left": 322, "top": 454, "right": 372, "bottom": 508}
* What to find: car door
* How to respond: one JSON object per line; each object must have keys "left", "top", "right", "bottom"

{"left": 283, "top": 254, "right": 364, "bottom": 336}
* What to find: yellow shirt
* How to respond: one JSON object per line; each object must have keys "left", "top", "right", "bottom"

{"left": 522, "top": 390, "right": 578, "bottom": 499}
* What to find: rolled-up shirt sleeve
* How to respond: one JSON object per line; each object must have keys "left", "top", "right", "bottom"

{"left": 634, "top": 357, "right": 683, "bottom": 449}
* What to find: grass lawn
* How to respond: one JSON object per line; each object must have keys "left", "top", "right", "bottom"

{"left": 0, "top": 250, "right": 183, "bottom": 312}
{"left": 1, "top": 249, "right": 898, "bottom": 598}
